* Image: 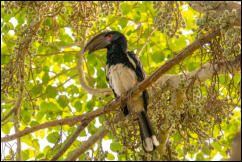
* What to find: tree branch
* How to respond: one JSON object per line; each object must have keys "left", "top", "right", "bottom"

{"left": 34, "top": 51, "right": 78, "bottom": 57}
{"left": 1, "top": 108, "right": 102, "bottom": 142}
{"left": 49, "top": 67, "right": 77, "bottom": 81}
{"left": 1, "top": 108, "right": 15, "bottom": 122}
{"left": 51, "top": 119, "right": 91, "bottom": 161}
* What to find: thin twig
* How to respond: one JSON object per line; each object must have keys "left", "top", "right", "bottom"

{"left": 49, "top": 67, "right": 77, "bottom": 81}
{"left": 137, "top": 27, "right": 156, "bottom": 57}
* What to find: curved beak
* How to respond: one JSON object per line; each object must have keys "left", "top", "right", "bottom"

{"left": 82, "top": 32, "right": 110, "bottom": 54}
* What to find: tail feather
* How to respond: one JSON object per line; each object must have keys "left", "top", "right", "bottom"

{"left": 138, "top": 111, "right": 159, "bottom": 152}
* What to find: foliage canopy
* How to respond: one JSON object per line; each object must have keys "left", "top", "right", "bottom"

{"left": 1, "top": 1, "right": 241, "bottom": 161}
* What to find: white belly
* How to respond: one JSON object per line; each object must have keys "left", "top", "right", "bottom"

{"left": 106, "top": 64, "right": 137, "bottom": 96}
{"left": 106, "top": 64, "right": 145, "bottom": 113}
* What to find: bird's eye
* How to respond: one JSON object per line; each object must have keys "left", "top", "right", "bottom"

{"left": 107, "top": 34, "right": 113, "bottom": 40}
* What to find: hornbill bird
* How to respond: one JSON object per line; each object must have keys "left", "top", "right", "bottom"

{"left": 83, "top": 31, "right": 159, "bottom": 152}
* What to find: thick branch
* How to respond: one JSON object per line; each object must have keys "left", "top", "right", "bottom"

{"left": 1, "top": 110, "right": 102, "bottom": 142}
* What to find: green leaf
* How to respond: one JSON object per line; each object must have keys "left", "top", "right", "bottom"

{"left": 86, "top": 101, "right": 93, "bottom": 111}
{"left": 22, "top": 134, "right": 33, "bottom": 146}
{"left": 22, "top": 150, "right": 30, "bottom": 161}
{"left": 161, "top": 48, "right": 172, "bottom": 58}
{"left": 107, "top": 153, "right": 115, "bottom": 160}
{"left": 120, "top": 3, "right": 131, "bottom": 15}
{"left": 126, "top": 29, "right": 133, "bottom": 36}
{"left": 1, "top": 122, "right": 13, "bottom": 134}
{"left": 173, "top": 133, "right": 182, "bottom": 141}
{"left": 36, "top": 111, "right": 45, "bottom": 121}
{"left": 32, "top": 139, "right": 40, "bottom": 150}
{"left": 47, "top": 132, "right": 59, "bottom": 143}
{"left": 31, "top": 84, "right": 43, "bottom": 96}
{"left": 35, "top": 153, "right": 44, "bottom": 160}
{"left": 188, "top": 62, "right": 197, "bottom": 72}
{"left": 40, "top": 101, "right": 49, "bottom": 112}
{"left": 134, "top": 10, "right": 141, "bottom": 22}
{"left": 74, "top": 101, "right": 82, "bottom": 112}
{"left": 21, "top": 109, "right": 31, "bottom": 123}
{"left": 40, "top": 129, "right": 45, "bottom": 139}
{"left": 80, "top": 129, "right": 87, "bottom": 137}
{"left": 57, "top": 95, "right": 69, "bottom": 108}
{"left": 196, "top": 152, "right": 205, "bottom": 161}
{"left": 67, "top": 85, "right": 79, "bottom": 95}
{"left": 45, "top": 85, "right": 58, "bottom": 98}
{"left": 43, "top": 65, "right": 49, "bottom": 72}
{"left": 1, "top": 54, "right": 10, "bottom": 65}
{"left": 42, "top": 72, "right": 49, "bottom": 85}
{"left": 43, "top": 146, "right": 51, "bottom": 155}
{"left": 119, "top": 18, "right": 128, "bottom": 29}
{"left": 30, "top": 121, "right": 39, "bottom": 127}
{"left": 63, "top": 53, "right": 73, "bottom": 62}
{"left": 110, "top": 142, "right": 122, "bottom": 152}
{"left": 151, "top": 52, "right": 164, "bottom": 63}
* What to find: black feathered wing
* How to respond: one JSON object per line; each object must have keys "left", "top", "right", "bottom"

{"left": 127, "top": 51, "right": 159, "bottom": 152}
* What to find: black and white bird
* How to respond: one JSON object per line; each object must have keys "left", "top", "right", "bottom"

{"left": 83, "top": 31, "right": 159, "bottom": 152}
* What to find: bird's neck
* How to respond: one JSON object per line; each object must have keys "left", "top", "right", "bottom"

{"left": 106, "top": 44, "right": 127, "bottom": 65}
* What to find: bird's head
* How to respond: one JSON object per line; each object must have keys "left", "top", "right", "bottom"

{"left": 83, "top": 31, "right": 128, "bottom": 54}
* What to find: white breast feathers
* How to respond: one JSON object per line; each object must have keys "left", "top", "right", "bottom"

{"left": 106, "top": 64, "right": 137, "bottom": 96}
